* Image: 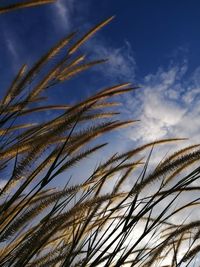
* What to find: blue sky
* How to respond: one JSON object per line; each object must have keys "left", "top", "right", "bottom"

{"left": 2, "top": 0, "right": 200, "bottom": 76}
{"left": 1, "top": 0, "right": 200, "bottom": 147}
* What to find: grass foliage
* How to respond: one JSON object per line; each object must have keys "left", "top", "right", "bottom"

{"left": 1, "top": 2, "right": 200, "bottom": 266}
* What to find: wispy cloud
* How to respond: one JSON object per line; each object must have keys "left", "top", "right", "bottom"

{"left": 53, "top": 0, "right": 75, "bottom": 31}
{"left": 4, "top": 32, "right": 20, "bottom": 71}
{"left": 52, "top": 0, "right": 136, "bottom": 82}
{"left": 89, "top": 39, "right": 136, "bottom": 82}
{"left": 6, "top": 37, "right": 18, "bottom": 60}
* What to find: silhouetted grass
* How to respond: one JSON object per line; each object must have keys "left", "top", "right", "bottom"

{"left": 1, "top": 2, "right": 200, "bottom": 267}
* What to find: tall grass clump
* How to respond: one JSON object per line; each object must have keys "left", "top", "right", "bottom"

{"left": 1, "top": 2, "right": 200, "bottom": 266}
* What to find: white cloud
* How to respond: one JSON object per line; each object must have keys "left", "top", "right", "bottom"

{"left": 125, "top": 62, "right": 200, "bottom": 146}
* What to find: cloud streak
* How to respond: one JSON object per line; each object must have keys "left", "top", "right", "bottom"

{"left": 3, "top": 31, "right": 21, "bottom": 71}
{"left": 90, "top": 39, "right": 136, "bottom": 82}
{"left": 53, "top": 0, "right": 75, "bottom": 31}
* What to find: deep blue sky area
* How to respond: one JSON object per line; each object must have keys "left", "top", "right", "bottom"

{"left": 87, "top": 0, "right": 200, "bottom": 73}
{"left": 1, "top": 0, "right": 200, "bottom": 140}
{"left": 95, "top": 0, "right": 200, "bottom": 70}
{"left": 1, "top": 0, "right": 200, "bottom": 80}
